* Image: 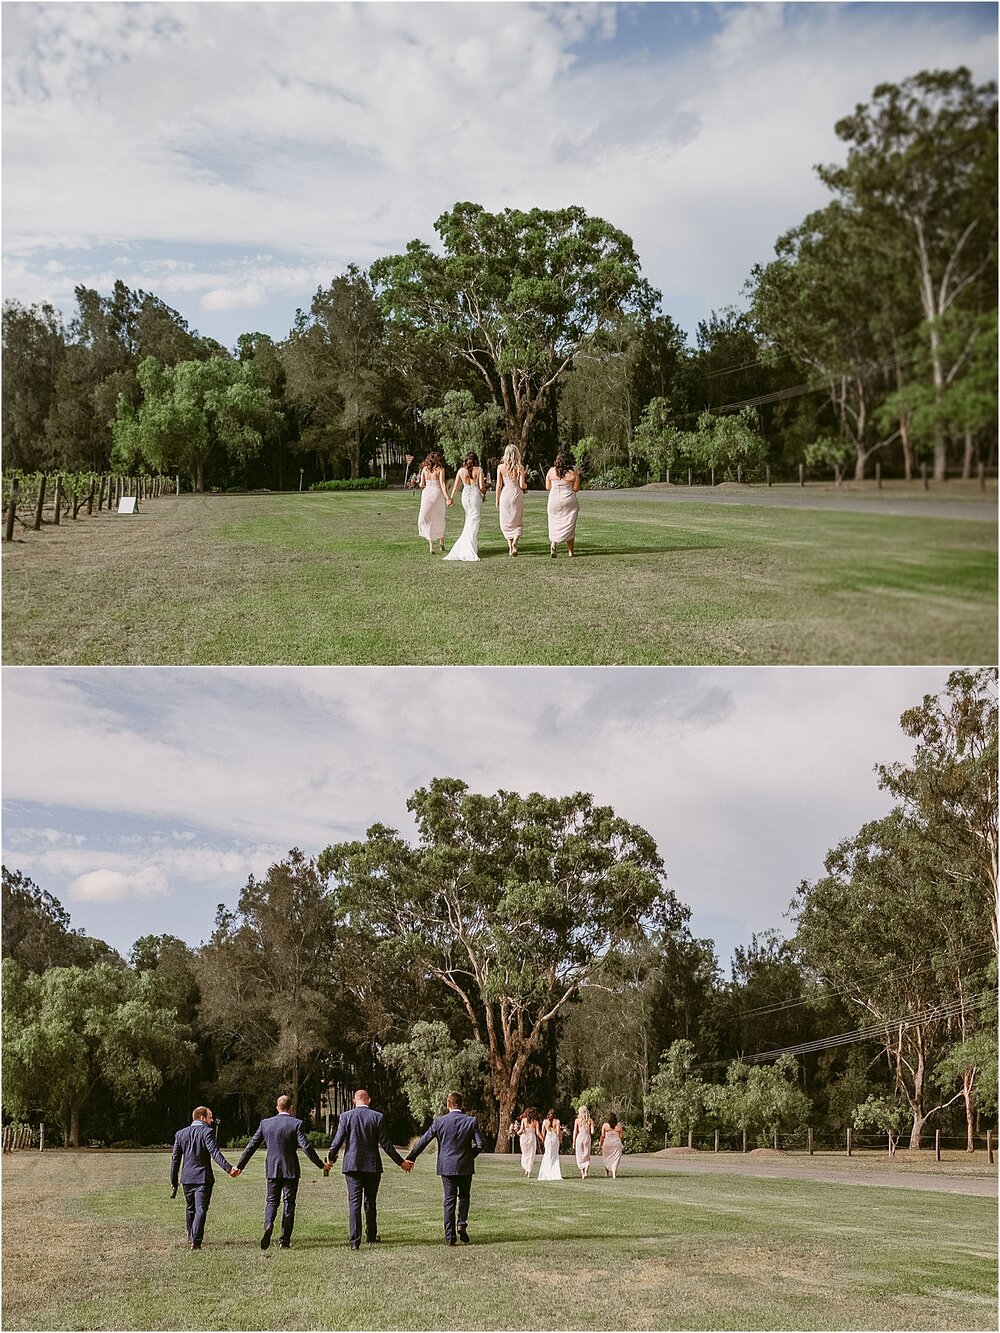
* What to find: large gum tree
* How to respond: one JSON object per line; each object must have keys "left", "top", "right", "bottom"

{"left": 370, "top": 202, "right": 659, "bottom": 459}
{"left": 319, "top": 777, "right": 684, "bottom": 1149}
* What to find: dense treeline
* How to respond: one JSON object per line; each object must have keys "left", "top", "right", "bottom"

{"left": 2, "top": 671, "right": 995, "bottom": 1152}
{"left": 3, "top": 70, "right": 995, "bottom": 494}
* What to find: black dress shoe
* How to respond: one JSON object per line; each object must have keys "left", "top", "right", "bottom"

{"left": 367, "top": 1235, "right": 381, "bottom": 1244}
{"left": 260, "top": 1229, "right": 272, "bottom": 1250}
{"left": 190, "top": 1242, "right": 202, "bottom": 1250}
{"left": 278, "top": 1242, "right": 290, "bottom": 1249}
{"left": 350, "top": 1243, "right": 361, "bottom": 1251}
{"left": 458, "top": 1228, "right": 470, "bottom": 1244}
{"left": 446, "top": 1238, "right": 456, "bottom": 1246}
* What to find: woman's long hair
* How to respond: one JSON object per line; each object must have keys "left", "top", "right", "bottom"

{"left": 463, "top": 452, "right": 479, "bottom": 472}
{"left": 502, "top": 443, "right": 523, "bottom": 476}
{"left": 422, "top": 450, "right": 443, "bottom": 471}
{"left": 577, "top": 1104, "right": 593, "bottom": 1129}
{"left": 553, "top": 450, "right": 574, "bottom": 479}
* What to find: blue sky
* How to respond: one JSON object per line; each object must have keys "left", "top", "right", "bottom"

{"left": 3, "top": 1, "right": 996, "bottom": 349}
{"left": 2, "top": 665, "right": 954, "bottom": 970}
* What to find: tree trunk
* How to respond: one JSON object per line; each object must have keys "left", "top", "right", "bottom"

{"left": 494, "top": 1079, "right": 519, "bottom": 1153}
{"left": 962, "top": 1070, "right": 975, "bottom": 1152}
{"left": 961, "top": 430, "right": 975, "bottom": 480}
{"left": 900, "top": 417, "right": 913, "bottom": 481}
{"left": 195, "top": 462, "right": 205, "bottom": 493}
{"left": 70, "top": 1105, "right": 80, "bottom": 1149}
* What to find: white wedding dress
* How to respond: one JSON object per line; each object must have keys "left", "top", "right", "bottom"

{"left": 537, "top": 1128, "right": 562, "bottom": 1181}
{"left": 443, "top": 477, "right": 484, "bottom": 562}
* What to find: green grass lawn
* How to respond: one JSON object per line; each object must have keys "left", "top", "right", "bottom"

{"left": 2, "top": 1151, "right": 996, "bottom": 1330}
{"left": 1, "top": 491, "right": 995, "bottom": 664}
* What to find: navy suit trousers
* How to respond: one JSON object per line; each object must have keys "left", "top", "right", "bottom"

{"left": 264, "top": 1176, "right": 299, "bottom": 1245}
{"left": 441, "top": 1174, "right": 471, "bottom": 1244}
{"left": 344, "top": 1171, "right": 380, "bottom": 1246}
{"left": 182, "top": 1181, "right": 213, "bottom": 1245}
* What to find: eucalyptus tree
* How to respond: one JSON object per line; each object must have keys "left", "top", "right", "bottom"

{"left": 282, "top": 266, "right": 385, "bottom": 479}
{"left": 381, "top": 1020, "right": 487, "bottom": 1126}
{"left": 793, "top": 809, "right": 987, "bottom": 1149}
{"left": 2, "top": 959, "right": 194, "bottom": 1147}
{"left": 750, "top": 203, "right": 906, "bottom": 480}
{"left": 112, "top": 353, "right": 283, "bottom": 491}
{"left": 319, "top": 777, "right": 683, "bottom": 1149}
{"left": 2, "top": 867, "right": 121, "bottom": 973}
{"left": 371, "top": 203, "right": 658, "bottom": 463}
{"left": 1, "top": 300, "right": 66, "bottom": 471}
{"left": 818, "top": 68, "right": 998, "bottom": 479}
{"left": 196, "top": 850, "right": 346, "bottom": 1112}
{"left": 422, "top": 390, "right": 502, "bottom": 470}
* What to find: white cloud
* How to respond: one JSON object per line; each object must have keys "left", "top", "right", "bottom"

{"left": 201, "top": 283, "right": 268, "bottom": 311}
{"left": 1, "top": 665, "right": 955, "bottom": 961}
{"left": 69, "top": 865, "right": 170, "bottom": 903}
{"left": 2, "top": 3, "right": 994, "bottom": 343}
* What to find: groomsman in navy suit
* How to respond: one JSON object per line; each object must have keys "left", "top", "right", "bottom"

{"left": 236, "top": 1094, "right": 327, "bottom": 1249}
{"left": 404, "top": 1091, "right": 484, "bottom": 1246}
{"left": 327, "top": 1089, "right": 408, "bottom": 1249}
{"left": 169, "top": 1106, "right": 239, "bottom": 1249}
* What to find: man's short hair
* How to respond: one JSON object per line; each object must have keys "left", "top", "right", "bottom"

{"left": 447, "top": 1091, "right": 464, "bottom": 1109}
{"left": 354, "top": 1089, "right": 371, "bottom": 1103}
{"left": 276, "top": 1094, "right": 292, "bottom": 1112}
{"left": 192, "top": 1106, "right": 210, "bottom": 1122}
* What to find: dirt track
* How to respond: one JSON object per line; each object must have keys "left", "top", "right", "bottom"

{"left": 604, "top": 481, "right": 998, "bottom": 522}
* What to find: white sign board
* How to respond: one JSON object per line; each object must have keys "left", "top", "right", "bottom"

{"left": 117, "top": 497, "right": 137, "bottom": 514}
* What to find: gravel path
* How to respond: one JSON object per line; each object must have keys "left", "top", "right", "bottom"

{"left": 622, "top": 1151, "right": 998, "bottom": 1197}
{"left": 596, "top": 484, "right": 998, "bottom": 523}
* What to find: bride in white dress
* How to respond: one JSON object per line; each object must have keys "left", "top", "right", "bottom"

{"left": 443, "top": 452, "right": 486, "bottom": 561}
{"left": 536, "top": 1110, "right": 563, "bottom": 1181}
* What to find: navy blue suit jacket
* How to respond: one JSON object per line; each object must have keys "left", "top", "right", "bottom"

{"left": 406, "top": 1109, "right": 483, "bottom": 1176}
{"left": 327, "top": 1105, "right": 405, "bottom": 1174}
{"left": 170, "top": 1120, "right": 234, "bottom": 1187}
{"left": 236, "top": 1112, "right": 325, "bottom": 1178}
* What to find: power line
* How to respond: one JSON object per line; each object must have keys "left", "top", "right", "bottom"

{"left": 730, "top": 944, "right": 996, "bottom": 1022}
{"left": 696, "top": 989, "right": 994, "bottom": 1070}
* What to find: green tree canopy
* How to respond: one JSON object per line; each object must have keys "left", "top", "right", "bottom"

{"left": 112, "top": 353, "right": 283, "bottom": 491}
{"left": 381, "top": 1019, "right": 487, "bottom": 1126}
{"left": 371, "top": 202, "right": 658, "bottom": 461}
{"left": 320, "top": 776, "right": 683, "bottom": 1148}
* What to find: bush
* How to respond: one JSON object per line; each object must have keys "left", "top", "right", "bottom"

{"left": 309, "top": 478, "right": 387, "bottom": 492}
{"left": 622, "top": 1126, "right": 663, "bottom": 1154}
{"left": 306, "top": 1130, "right": 328, "bottom": 1148}
{"left": 109, "top": 1139, "right": 141, "bottom": 1149}
{"left": 586, "top": 466, "right": 638, "bottom": 490}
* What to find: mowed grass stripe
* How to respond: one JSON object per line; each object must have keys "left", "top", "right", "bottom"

{"left": 2, "top": 1152, "right": 996, "bottom": 1330}
{"left": 1, "top": 492, "right": 995, "bottom": 663}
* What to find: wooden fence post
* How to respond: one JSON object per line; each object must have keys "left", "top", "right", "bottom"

{"left": 799, "top": 463, "right": 805, "bottom": 487}
{"left": 773, "top": 1131, "right": 778, "bottom": 1151}
{"left": 53, "top": 475, "right": 62, "bottom": 524}
{"left": 687, "top": 469, "right": 692, "bottom": 486}
{"left": 4, "top": 478, "right": 20, "bottom": 543}
{"left": 808, "top": 1127, "right": 814, "bottom": 1156}
{"left": 742, "top": 1128, "right": 748, "bottom": 1154}
{"left": 175, "top": 474, "right": 180, "bottom": 497}
{"left": 33, "top": 474, "right": 46, "bottom": 530}
{"left": 687, "top": 1130, "right": 693, "bottom": 1149}
{"left": 86, "top": 477, "right": 95, "bottom": 515}
{"left": 39, "top": 1123, "right": 45, "bottom": 1152}
{"left": 710, "top": 467, "right": 716, "bottom": 487}
{"left": 846, "top": 1128, "right": 852, "bottom": 1157}
{"left": 714, "top": 1129, "right": 719, "bottom": 1153}
{"left": 766, "top": 464, "right": 772, "bottom": 487}
{"left": 665, "top": 469, "right": 670, "bottom": 486}
{"left": 876, "top": 463, "right": 882, "bottom": 489}
{"left": 935, "top": 1129, "right": 941, "bottom": 1162}
{"left": 988, "top": 1130, "right": 994, "bottom": 1165}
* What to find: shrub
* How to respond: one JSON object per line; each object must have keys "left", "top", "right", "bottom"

{"left": 621, "top": 1126, "right": 662, "bottom": 1154}
{"left": 309, "top": 478, "right": 387, "bottom": 492}
{"left": 586, "top": 466, "right": 638, "bottom": 490}
{"left": 109, "top": 1139, "right": 141, "bottom": 1149}
{"left": 306, "top": 1130, "right": 328, "bottom": 1148}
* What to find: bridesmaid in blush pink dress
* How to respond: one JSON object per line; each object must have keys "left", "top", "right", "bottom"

{"left": 572, "top": 1104, "right": 594, "bottom": 1179}
{"left": 417, "top": 450, "right": 448, "bottom": 554}
{"left": 495, "top": 443, "right": 527, "bottom": 556}
{"left": 545, "top": 451, "right": 580, "bottom": 558}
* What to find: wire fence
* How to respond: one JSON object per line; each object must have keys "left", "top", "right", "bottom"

{"left": 666, "top": 1126, "right": 996, "bottom": 1161}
